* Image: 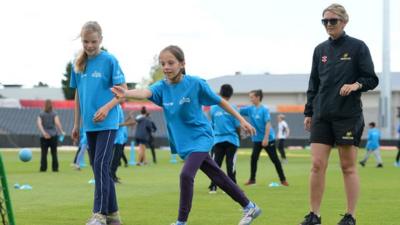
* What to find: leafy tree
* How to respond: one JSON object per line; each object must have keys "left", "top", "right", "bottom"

{"left": 61, "top": 62, "right": 75, "bottom": 100}
{"left": 148, "top": 55, "right": 164, "bottom": 85}
{"left": 34, "top": 81, "right": 49, "bottom": 87}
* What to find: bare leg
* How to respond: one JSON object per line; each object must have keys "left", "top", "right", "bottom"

{"left": 309, "top": 143, "right": 331, "bottom": 214}
{"left": 137, "top": 144, "right": 146, "bottom": 164}
{"left": 338, "top": 145, "right": 359, "bottom": 215}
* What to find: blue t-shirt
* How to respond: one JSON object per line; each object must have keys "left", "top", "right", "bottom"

{"left": 240, "top": 105, "right": 275, "bottom": 142}
{"left": 148, "top": 75, "right": 221, "bottom": 159}
{"left": 70, "top": 51, "right": 125, "bottom": 132}
{"left": 366, "top": 128, "right": 380, "bottom": 151}
{"left": 114, "top": 106, "right": 128, "bottom": 144}
{"left": 210, "top": 104, "right": 240, "bottom": 147}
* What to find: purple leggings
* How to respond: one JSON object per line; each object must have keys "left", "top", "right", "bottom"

{"left": 178, "top": 152, "right": 249, "bottom": 222}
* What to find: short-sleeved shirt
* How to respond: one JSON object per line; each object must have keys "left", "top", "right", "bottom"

{"left": 148, "top": 75, "right": 221, "bottom": 159}
{"left": 39, "top": 111, "right": 57, "bottom": 137}
{"left": 240, "top": 105, "right": 275, "bottom": 142}
{"left": 366, "top": 128, "right": 380, "bottom": 151}
{"left": 70, "top": 51, "right": 125, "bottom": 132}
{"left": 114, "top": 106, "right": 128, "bottom": 144}
{"left": 134, "top": 115, "right": 152, "bottom": 142}
{"left": 210, "top": 104, "right": 240, "bottom": 147}
{"left": 277, "top": 120, "right": 289, "bottom": 139}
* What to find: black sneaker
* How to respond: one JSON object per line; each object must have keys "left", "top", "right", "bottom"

{"left": 337, "top": 213, "right": 356, "bottom": 225}
{"left": 376, "top": 163, "right": 383, "bottom": 168}
{"left": 299, "top": 212, "right": 321, "bottom": 225}
{"left": 359, "top": 161, "right": 365, "bottom": 167}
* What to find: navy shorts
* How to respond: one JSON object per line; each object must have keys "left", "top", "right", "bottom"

{"left": 135, "top": 138, "right": 148, "bottom": 145}
{"left": 310, "top": 115, "right": 364, "bottom": 147}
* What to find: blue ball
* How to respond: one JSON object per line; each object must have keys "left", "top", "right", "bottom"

{"left": 19, "top": 148, "right": 32, "bottom": 162}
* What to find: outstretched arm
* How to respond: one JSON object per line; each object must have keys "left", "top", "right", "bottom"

{"left": 219, "top": 98, "right": 256, "bottom": 136}
{"left": 111, "top": 86, "right": 152, "bottom": 99}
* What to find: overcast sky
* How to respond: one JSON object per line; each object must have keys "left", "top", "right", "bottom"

{"left": 0, "top": 0, "right": 399, "bottom": 87}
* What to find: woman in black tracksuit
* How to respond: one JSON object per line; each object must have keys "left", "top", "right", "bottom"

{"left": 299, "top": 4, "right": 379, "bottom": 225}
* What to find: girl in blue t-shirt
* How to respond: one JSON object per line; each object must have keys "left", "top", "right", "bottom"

{"left": 240, "top": 90, "right": 288, "bottom": 186}
{"left": 112, "top": 45, "right": 261, "bottom": 225}
{"left": 359, "top": 122, "right": 383, "bottom": 167}
{"left": 208, "top": 84, "right": 241, "bottom": 194}
{"left": 70, "top": 21, "right": 126, "bottom": 225}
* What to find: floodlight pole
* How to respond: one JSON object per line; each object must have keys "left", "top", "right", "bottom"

{"left": 380, "top": 0, "right": 392, "bottom": 138}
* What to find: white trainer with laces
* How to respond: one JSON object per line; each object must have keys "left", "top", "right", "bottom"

{"left": 238, "top": 204, "right": 262, "bottom": 225}
{"left": 86, "top": 213, "right": 107, "bottom": 225}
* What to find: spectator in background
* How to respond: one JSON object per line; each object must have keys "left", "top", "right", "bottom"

{"left": 134, "top": 106, "right": 153, "bottom": 165}
{"left": 395, "top": 124, "right": 400, "bottom": 167}
{"left": 110, "top": 104, "right": 129, "bottom": 183}
{"left": 359, "top": 122, "right": 383, "bottom": 168}
{"left": 277, "top": 114, "right": 290, "bottom": 164}
{"left": 240, "top": 90, "right": 289, "bottom": 187}
{"left": 72, "top": 127, "right": 88, "bottom": 170}
{"left": 37, "top": 99, "right": 65, "bottom": 172}
{"left": 146, "top": 112, "right": 157, "bottom": 164}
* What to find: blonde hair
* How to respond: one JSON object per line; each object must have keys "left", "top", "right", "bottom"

{"left": 323, "top": 3, "right": 349, "bottom": 23}
{"left": 74, "top": 21, "right": 103, "bottom": 73}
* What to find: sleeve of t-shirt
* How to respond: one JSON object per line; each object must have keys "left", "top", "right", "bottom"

{"left": 239, "top": 106, "right": 250, "bottom": 116}
{"left": 70, "top": 64, "right": 77, "bottom": 88}
{"left": 110, "top": 57, "right": 125, "bottom": 85}
{"left": 148, "top": 81, "right": 163, "bottom": 107}
{"left": 198, "top": 79, "right": 221, "bottom": 106}
{"left": 263, "top": 107, "right": 271, "bottom": 123}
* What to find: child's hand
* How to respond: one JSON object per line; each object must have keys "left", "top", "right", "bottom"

{"left": 241, "top": 121, "right": 256, "bottom": 136}
{"left": 111, "top": 86, "right": 126, "bottom": 99}
{"left": 93, "top": 106, "right": 110, "bottom": 122}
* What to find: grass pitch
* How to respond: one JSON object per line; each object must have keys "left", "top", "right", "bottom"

{"left": 1, "top": 148, "right": 399, "bottom": 225}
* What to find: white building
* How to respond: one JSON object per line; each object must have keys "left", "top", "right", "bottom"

{"left": 208, "top": 73, "right": 400, "bottom": 137}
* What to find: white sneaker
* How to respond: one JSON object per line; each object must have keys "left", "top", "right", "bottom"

{"left": 86, "top": 213, "right": 106, "bottom": 225}
{"left": 238, "top": 204, "right": 261, "bottom": 225}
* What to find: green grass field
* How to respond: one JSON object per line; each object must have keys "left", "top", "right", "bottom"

{"left": 1, "top": 148, "right": 399, "bottom": 225}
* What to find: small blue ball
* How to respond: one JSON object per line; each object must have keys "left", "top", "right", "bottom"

{"left": 19, "top": 148, "right": 32, "bottom": 162}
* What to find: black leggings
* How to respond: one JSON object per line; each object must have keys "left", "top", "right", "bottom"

{"left": 250, "top": 141, "right": 286, "bottom": 182}
{"left": 209, "top": 141, "right": 237, "bottom": 190}
{"left": 277, "top": 139, "right": 287, "bottom": 159}
{"left": 40, "top": 136, "right": 58, "bottom": 172}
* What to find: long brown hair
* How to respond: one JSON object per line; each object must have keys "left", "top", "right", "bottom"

{"left": 74, "top": 21, "right": 103, "bottom": 73}
{"left": 44, "top": 99, "right": 53, "bottom": 113}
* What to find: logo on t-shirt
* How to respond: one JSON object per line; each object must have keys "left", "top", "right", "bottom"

{"left": 340, "top": 53, "right": 352, "bottom": 61}
{"left": 321, "top": 56, "right": 328, "bottom": 63}
{"left": 179, "top": 97, "right": 191, "bottom": 105}
{"left": 215, "top": 111, "right": 224, "bottom": 116}
{"left": 91, "top": 71, "right": 102, "bottom": 78}
{"left": 163, "top": 102, "right": 174, "bottom": 107}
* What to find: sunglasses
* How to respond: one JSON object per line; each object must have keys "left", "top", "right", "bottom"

{"left": 321, "top": 18, "right": 340, "bottom": 26}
